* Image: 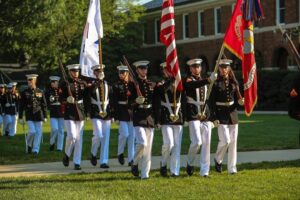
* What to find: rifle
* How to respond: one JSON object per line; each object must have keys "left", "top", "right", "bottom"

{"left": 122, "top": 56, "right": 145, "bottom": 104}
{"left": 279, "top": 25, "right": 300, "bottom": 70}
{"left": 58, "top": 58, "right": 81, "bottom": 119}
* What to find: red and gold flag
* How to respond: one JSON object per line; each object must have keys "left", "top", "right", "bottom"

{"left": 223, "top": 0, "right": 262, "bottom": 116}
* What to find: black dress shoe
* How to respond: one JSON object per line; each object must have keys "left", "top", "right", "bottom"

{"left": 90, "top": 154, "right": 97, "bottom": 166}
{"left": 131, "top": 164, "right": 139, "bottom": 177}
{"left": 118, "top": 153, "right": 125, "bottom": 165}
{"left": 4, "top": 131, "right": 9, "bottom": 136}
{"left": 62, "top": 153, "right": 69, "bottom": 167}
{"left": 49, "top": 144, "right": 55, "bottom": 151}
{"left": 214, "top": 159, "right": 222, "bottom": 173}
{"left": 128, "top": 160, "right": 133, "bottom": 167}
{"left": 171, "top": 173, "right": 179, "bottom": 178}
{"left": 160, "top": 164, "right": 168, "bottom": 177}
{"left": 56, "top": 149, "right": 62, "bottom": 152}
{"left": 186, "top": 163, "right": 194, "bottom": 176}
{"left": 74, "top": 164, "right": 81, "bottom": 170}
{"left": 100, "top": 163, "right": 109, "bottom": 168}
{"left": 27, "top": 146, "right": 32, "bottom": 154}
{"left": 32, "top": 151, "right": 38, "bottom": 156}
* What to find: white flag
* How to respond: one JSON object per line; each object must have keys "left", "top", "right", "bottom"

{"left": 80, "top": 0, "right": 103, "bottom": 78}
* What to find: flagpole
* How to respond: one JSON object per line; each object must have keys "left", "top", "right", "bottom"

{"left": 98, "top": 0, "right": 106, "bottom": 117}
{"left": 206, "top": 44, "right": 224, "bottom": 98}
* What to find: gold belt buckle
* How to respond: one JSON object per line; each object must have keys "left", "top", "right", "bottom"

{"left": 99, "top": 111, "right": 107, "bottom": 118}
{"left": 169, "top": 114, "right": 179, "bottom": 122}
{"left": 197, "top": 113, "right": 206, "bottom": 121}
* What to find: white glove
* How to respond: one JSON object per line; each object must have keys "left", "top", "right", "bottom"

{"left": 238, "top": 98, "right": 244, "bottom": 106}
{"left": 86, "top": 117, "right": 91, "bottom": 121}
{"left": 67, "top": 96, "right": 75, "bottom": 104}
{"left": 115, "top": 120, "right": 119, "bottom": 125}
{"left": 183, "top": 121, "right": 189, "bottom": 127}
{"left": 19, "top": 119, "right": 25, "bottom": 125}
{"left": 155, "top": 124, "right": 161, "bottom": 130}
{"left": 212, "top": 120, "right": 220, "bottom": 128}
{"left": 44, "top": 118, "right": 47, "bottom": 122}
{"left": 209, "top": 72, "right": 218, "bottom": 82}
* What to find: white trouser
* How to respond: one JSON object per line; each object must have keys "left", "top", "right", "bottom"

{"left": 3, "top": 114, "right": 18, "bottom": 136}
{"left": 215, "top": 124, "right": 238, "bottom": 173}
{"left": 26, "top": 121, "right": 43, "bottom": 153}
{"left": 134, "top": 127, "right": 154, "bottom": 179}
{"left": 187, "top": 120, "right": 212, "bottom": 176}
{"left": 50, "top": 118, "right": 65, "bottom": 150}
{"left": 118, "top": 121, "right": 135, "bottom": 162}
{"left": 161, "top": 125, "right": 183, "bottom": 176}
{"left": 91, "top": 119, "right": 111, "bottom": 165}
{"left": 64, "top": 120, "right": 84, "bottom": 165}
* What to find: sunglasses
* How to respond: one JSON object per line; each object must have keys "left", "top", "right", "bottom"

{"left": 27, "top": 79, "right": 33, "bottom": 81}
{"left": 70, "top": 69, "right": 79, "bottom": 72}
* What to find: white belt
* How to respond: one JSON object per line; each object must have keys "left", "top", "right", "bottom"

{"left": 69, "top": 100, "right": 83, "bottom": 104}
{"left": 186, "top": 96, "right": 205, "bottom": 105}
{"left": 118, "top": 101, "right": 128, "bottom": 105}
{"left": 51, "top": 102, "right": 61, "bottom": 106}
{"left": 5, "top": 103, "right": 16, "bottom": 107}
{"left": 161, "top": 102, "right": 181, "bottom": 108}
{"left": 138, "top": 104, "right": 152, "bottom": 109}
{"left": 216, "top": 101, "right": 234, "bottom": 106}
{"left": 91, "top": 98, "right": 109, "bottom": 106}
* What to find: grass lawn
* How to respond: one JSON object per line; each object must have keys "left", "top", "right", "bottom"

{"left": 0, "top": 160, "right": 300, "bottom": 200}
{"left": 0, "top": 114, "right": 299, "bottom": 165}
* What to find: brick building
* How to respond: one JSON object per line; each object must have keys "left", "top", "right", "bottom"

{"left": 141, "top": 0, "right": 300, "bottom": 76}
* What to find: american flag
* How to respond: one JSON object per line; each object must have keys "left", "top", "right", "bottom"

{"left": 160, "top": 0, "right": 183, "bottom": 91}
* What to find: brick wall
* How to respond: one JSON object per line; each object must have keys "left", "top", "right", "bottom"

{"left": 142, "top": 0, "right": 300, "bottom": 73}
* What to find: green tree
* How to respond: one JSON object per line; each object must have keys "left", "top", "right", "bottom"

{"left": 0, "top": 0, "right": 145, "bottom": 84}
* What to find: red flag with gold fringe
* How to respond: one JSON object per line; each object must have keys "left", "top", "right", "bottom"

{"left": 223, "top": 0, "right": 263, "bottom": 116}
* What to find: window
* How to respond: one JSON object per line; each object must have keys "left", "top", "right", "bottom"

{"left": 198, "top": 11, "right": 204, "bottom": 36}
{"left": 183, "top": 13, "right": 189, "bottom": 39}
{"left": 154, "top": 18, "right": 160, "bottom": 43}
{"left": 143, "top": 23, "right": 148, "bottom": 43}
{"left": 214, "top": 7, "right": 221, "bottom": 34}
{"left": 276, "top": 0, "right": 285, "bottom": 24}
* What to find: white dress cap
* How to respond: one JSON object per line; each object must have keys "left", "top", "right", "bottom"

{"left": 187, "top": 58, "right": 203, "bottom": 66}
{"left": 219, "top": 59, "right": 233, "bottom": 66}
{"left": 91, "top": 64, "right": 105, "bottom": 71}
{"left": 49, "top": 76, "right": 61, "bottom": 81}
{"left": 25, "top": 74, "right": 39, "bottom": 79}
{"left": 132, "top": 60, "right": 150, "bottom": 68}
{"left": 66, "top": 64, "right": 81, "bottom": 71}
{"left": 117, "top": 65, "right": 128, "bottom": 71}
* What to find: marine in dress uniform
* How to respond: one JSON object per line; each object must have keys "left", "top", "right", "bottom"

{"left": 154, "top": 62, "right": 184, "bottom": 177}
{"left": 19, "top": 74, "right": 47, "bottom": 154}
{"left": 0, "top": 84, "right": 6, "bottom": 135}
{"left": 45, "top": 76, "right": 64, "bottom": 151}
{"left": 61, "top": 64, "right": 89, "bottom": 170}
{"left": 87, "top": 64, "right": 113, "bottom": 169}
{"left": 184, "top": 59, "right": 218, "bottom": 177}
{"left": 3, "top": 82, "right": 19, "bottom": 137}
{"left": 211, "top": 59, "right": 244, "bottom": 174}
{"left": 113, "top": 65, "right": 135, "bottom": 166}
{"left": 130, "top": 60, "right": 156, "bottom": 179}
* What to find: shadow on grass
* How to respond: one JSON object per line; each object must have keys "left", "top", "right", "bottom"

{"left": 1, "top": 159, "right": 300, "bottom": 189}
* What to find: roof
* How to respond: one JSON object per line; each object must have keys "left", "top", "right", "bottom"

{"left": 143, "top": 0, "right": 200, "bottom": 11}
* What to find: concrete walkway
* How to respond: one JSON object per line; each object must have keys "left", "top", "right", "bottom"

{"left": 0, "top": 149, "right": 299, "bottom": 178}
